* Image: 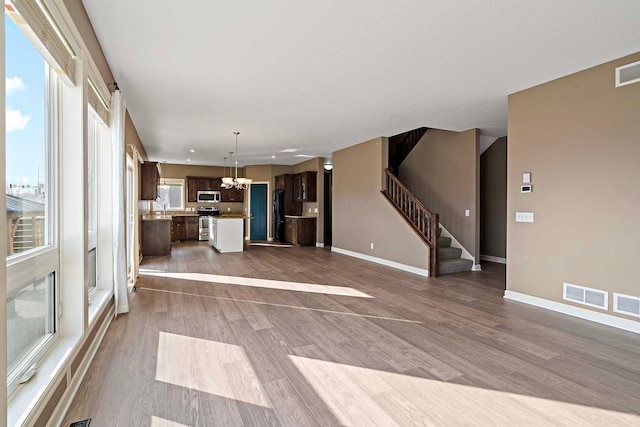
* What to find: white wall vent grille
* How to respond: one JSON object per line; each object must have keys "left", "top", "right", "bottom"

{"left": 613, "top": 293, "right": 640, "bottom": 318}
{"left": 615, "top": 60, "right": 640, "bottom": 87}
{"left": 563, "top": 283, "right": 608, "bottom": 310}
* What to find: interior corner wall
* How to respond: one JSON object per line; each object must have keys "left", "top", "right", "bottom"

{"left": 398, "top": 129, "right": 479, "bottom": 262}
{"left": 480, "top": 137, "right": 507, "bottom": 258}
{"left": 332, "top": 137, "right": 429, "bottom": 269}
{"left": 507, "top": 51, "right": 640, "bottom": 320}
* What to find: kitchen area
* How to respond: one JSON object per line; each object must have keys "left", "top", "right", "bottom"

{"left": 139, "top": 160, "right": 328, "bottom": 258}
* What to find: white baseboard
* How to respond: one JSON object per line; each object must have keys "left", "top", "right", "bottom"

{"left": 331, "top": 247, "right": 429, "bottom": 277}
{"left": 504, "top": 290, "right": 640, "bottom": 334}
{"left": 471, "top": 264, "right": 482, "bottom": 271}
{"left": 316, "top": 242, "right": 325, "bottom": 248}
{"left": 481, "top": 255, "right": 507, "bottom": 264}
{"left": 48, "top": 304, "right": 115, "bottom": 426}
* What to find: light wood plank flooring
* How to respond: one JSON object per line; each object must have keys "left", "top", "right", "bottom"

{"left": 63, "top": 242, "right": 640, "bottom": 426}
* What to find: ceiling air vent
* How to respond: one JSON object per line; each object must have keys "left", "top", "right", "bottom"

{"left": 615, "top": 60, "right": 640, "bottom": 87}
{"left": 563, "top": 283, "right": 608, "bottom": 310}
{"left": 613, "top": 293, "right": 640, "bottom": 318}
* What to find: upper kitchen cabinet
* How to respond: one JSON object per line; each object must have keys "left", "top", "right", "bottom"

{"left": 140, "top": 161, "right": 160, "bottom": 200}
{"left": 221, "top": 186, "right": 244, "bottom": 203}
{"left": 187, "top": 177, "right": 225, "bottom": 202}
{"left": 293, "top": 171, "right": 317, "bottom": 202}
{"left": 275, "top": 174, "right": 301, "bottom": 215}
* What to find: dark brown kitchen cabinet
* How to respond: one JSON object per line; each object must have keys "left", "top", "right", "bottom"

{"left": 140, "top": 162, "right": 160, "bottom": 200}
{"left": 221, "top": 186, "right": 244, "bottom": 203}
{"left": 187, "top": 178, "right": 198, "bottom": 202}
{"left": 187, "top": 176, "right": 244, "bottom": 203}
{"left": 276, "top": 174, "right": 302, "bottom": 215}
{"left": 171, "top": 216, "right": 186, "bottom": 242}
{"left": 185, "top": 217, "right": 199, "bottom": 240}
{"left": 142, "top": 219, "right": 171, "bottom": 256}
{"left": 285, "top": 217, "right": 316, "bottom": 246}
{"left": 293, "top": 171, "right": 317, "bottom": 202}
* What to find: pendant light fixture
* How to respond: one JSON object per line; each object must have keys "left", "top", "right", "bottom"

{"left": 221, "top": 132, "right": 252, "bottom": 190}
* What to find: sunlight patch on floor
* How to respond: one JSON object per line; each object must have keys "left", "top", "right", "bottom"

{"left": 156, "top": 332, "right": 272, "bottom": 408}
{"left": 289, "top": 355, "right": 637, "bottom": 426}
{"left": 139, "top": 287, "right": 421, "bottom": 323}
{"left": 140, "top": 271, "right": 373, "bottom": 298}
{"left": 151, "top": 416, "right": 190, "bottom": 427}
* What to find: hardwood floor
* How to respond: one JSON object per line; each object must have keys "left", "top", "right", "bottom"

{"left": 63, "top": 241, "right": 640, "bottom": 426}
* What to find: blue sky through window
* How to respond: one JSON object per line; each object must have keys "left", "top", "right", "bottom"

{"left": 5, "top": 13, "right": 46, "bottom": 189}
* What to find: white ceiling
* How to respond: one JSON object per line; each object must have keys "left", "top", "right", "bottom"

{"left": 82, "top": 0, "right": 640, "bottom": 166}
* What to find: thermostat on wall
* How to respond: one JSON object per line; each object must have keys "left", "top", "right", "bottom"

{"left": 521, "top": 184, "right": 533, "bottom": 193}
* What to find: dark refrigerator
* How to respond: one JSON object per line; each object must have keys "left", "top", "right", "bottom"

{"left": 273, "top": 189, "right": 285, "bottom": 242}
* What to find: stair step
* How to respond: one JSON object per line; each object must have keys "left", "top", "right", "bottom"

{"left": 438, "top": 236, "right": 451, "bottom": 248}
{"left": 438, "top": 246, "right": 462, "bottom": 260}
{"left": 438, "top": 258, "right": 473, "bottom": 275}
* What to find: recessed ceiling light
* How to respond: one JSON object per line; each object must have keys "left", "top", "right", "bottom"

{"left": 281, "top": 148, "right": 298, "bottom": 153}
{"left": 294, "top": 154, "right": 314, "bottom": 158}
{"left": 189, "top": 149, "right": 195, "bottom": 153}
{"left": 271, "top": 155, "right": 276, "bottom": 159}
{"left": 187, "top": 159, "right": 191, "bottom": 162}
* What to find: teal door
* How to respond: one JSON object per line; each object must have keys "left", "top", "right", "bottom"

{"left": 250, "top": 184, "right": 268, "bottom": 240}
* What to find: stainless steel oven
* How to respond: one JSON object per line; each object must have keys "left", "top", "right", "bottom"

{"left": 197, "top": 206, "right": 219, "bottom": 240}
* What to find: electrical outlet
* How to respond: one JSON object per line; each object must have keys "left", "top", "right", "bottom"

{"left": 370, "top": 242, "right": 374, "bottom": 250}
{"left": 515, "top": 212, "right": 534, "bottom": 223}
{"left": 465, "top": 209, "right": 470, "bottom": 217}
{"left": 227, "top": 207, "right": 231, "bottom": 211}
{"left": 314, "top": 207, "right": 318, "bottom": 213}
{"left": 308, "top": 207, "right": 312, "bottom": 213}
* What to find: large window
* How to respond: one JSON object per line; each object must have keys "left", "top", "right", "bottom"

{"left": 5, "top": 13, "right": 59, "bottom": 395}
{"left": 5, "top": 15, "right": 50, "bottom": 257}
{"left": 153, "top": 178, "right": 185, "bottom": 211}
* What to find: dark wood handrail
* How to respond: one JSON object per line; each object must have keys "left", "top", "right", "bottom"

{"left": 381, "top": 168, "right": 439, "bottom": 277}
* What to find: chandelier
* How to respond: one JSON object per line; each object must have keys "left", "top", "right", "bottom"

{"left": 221, "top": 131, "right": 252, "bottom": 190}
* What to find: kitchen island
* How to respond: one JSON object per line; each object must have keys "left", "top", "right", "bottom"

{"left": 141, "top": 214, "right": 172, "bottom": 256}
{"left": 209, "top": 217, "right": 244, "bottom": 253}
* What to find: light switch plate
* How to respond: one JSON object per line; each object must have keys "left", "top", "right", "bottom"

{"left": 523, "top": 172, "right": 531, "bottom": 183}
{"left": 465, "top": 209, "right": 470, "bottom": 217}
{"left": 516, "top": 212, "right": 534, "bottom": 223}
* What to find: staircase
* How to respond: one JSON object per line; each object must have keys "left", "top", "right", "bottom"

{"left": 388, "top": 127, "right": 429, "bottom": 174}
{"left": 436, "top": 227, "right": 473, "bottom": 275}
{"left": 12, "top": 217, "right": 35, "bottom": 253}
{"left": 382, "top": 168, "right": 473, "bottom": 277}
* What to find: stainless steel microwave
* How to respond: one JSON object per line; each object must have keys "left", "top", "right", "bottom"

{"left": 197, "top": 191, "right": 221, "bottom": 203}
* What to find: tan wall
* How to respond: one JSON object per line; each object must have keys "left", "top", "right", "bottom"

{"left": 507, "top": 51, "right": 640, "bottom": 319}
{"left": 480, "top": 137, "right": 507, "bottom": 258}
{"left": 399, "top": 129, "right": 480, "bottom": 263}
{"left": 333, "top": 137, "right": 429, "bottom": 270}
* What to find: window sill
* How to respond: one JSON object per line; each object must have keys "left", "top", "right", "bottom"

{"left": 7, "top": 335, "right": 79, "bottom": 426}
{"left": 89, "top": 289, "right": 113, "bottom": 326}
